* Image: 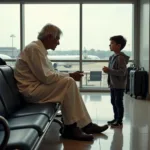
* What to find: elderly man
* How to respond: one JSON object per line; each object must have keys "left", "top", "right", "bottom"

{"left": 14, "top": 23, "right": 108, "bottom": 141}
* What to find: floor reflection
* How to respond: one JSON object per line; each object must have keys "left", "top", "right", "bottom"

{"left": 110, "top": 129, "right": 123, "bottom": 150}
{"left": 39, "top": 93, "right": 150, "bottom": 150}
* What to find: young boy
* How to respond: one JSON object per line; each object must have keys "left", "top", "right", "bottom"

{"left": 102, "top": 35, "right": 129, "bottom": 127}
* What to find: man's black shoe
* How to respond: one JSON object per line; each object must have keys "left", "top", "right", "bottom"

{"left": 82, "top": 123, "right": 108, "bottom": 134}
{"left": 61, "top": 126, "right": 94, "bottom": 141}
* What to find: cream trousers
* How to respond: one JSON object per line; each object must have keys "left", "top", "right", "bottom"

{"left": 27, "top": 76, "right": 92, "bottom": 128}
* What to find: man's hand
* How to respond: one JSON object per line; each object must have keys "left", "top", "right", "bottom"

{"left": 69, "top": 71, "right": 84, "bottom": 81}
{"left": 102, "top": 66, "right": 109, "bottom": 73}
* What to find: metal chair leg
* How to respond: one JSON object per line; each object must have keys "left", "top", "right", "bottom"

{"left": 56, "top": 110, "right": 62, "bottom": 117}
{"left": 0, "top": 116, "right": 10, "bottom": 150}
{"left": 53, "top": 118, "right": 63, "bottom": 128}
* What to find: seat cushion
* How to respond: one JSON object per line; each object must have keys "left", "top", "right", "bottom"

{"left": 12, "top": 103, "right": 57, "bottom": 120}
{"left": 0, "top": 65, "right": 23, "bottom": 105}
{"left": 0, "top": 71, "right": 21, "bottom": 115}
{"left": 0, "top": 128, "right": 38, "bottom": 150}
{"left": 1, "top": 114, "right": 49, "bottom": 136}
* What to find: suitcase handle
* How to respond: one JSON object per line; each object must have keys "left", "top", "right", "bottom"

{"left": 139, "top": 67, "right": 145, "bottom": 71}
{"left": 136, "top": 67, "right": 145, "bottom": 71}
{"left": 130, "top": 63, "right": 136, "bottom": 67}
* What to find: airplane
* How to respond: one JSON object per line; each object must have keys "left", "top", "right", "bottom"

{"left": 47, "top": 55, "right": 100, "bottom": 69}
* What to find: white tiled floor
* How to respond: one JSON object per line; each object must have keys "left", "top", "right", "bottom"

{"left": 39, "top": 92, "right": 150, "bottom": 150}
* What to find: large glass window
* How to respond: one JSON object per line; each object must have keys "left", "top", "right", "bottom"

{"left": 0, "top": 3, "right": 134, "bottom": 90}
{"left": 0, "top": 4, "right": 20, "bottom": 60}
{"left": 82, "top": 4, "right": 133, "bottom": 88}
{"left": 23, "top": 3, "right": 133, "bottom": 89}
{"left": 25, "top": 4, "right": 79, "bottom": 54}
{"left": 83, "top": 4, "right": 133, "bottom": 60}
{"left": 25, "top": 4, "right": 80, "bottom": 75}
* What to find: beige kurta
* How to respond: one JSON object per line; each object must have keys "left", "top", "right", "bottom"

{"left": 14, "top": 40, "right": 91, "bottom": 127}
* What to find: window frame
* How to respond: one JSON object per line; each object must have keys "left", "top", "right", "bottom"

{"left": 0, "top": 0, "right": 137, "bottom": 91}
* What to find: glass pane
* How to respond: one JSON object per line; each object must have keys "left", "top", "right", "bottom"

{"left": 82, "top": 62, "right": 108, "bottom": 88}
{"left": 25, "top": 4, "right": 80, "bottom": 86}
{"left": 83, "top": 4, "right": 133, "bottom": 60}
{"left": 25, "top": 4, "right": 79, "bottom": 56}
{"left": 0, "top": 4, "right": 20, "bottom": 59}
{"left": 53, "top": 61, "right": 80, "bottom": 87}
{"left": 82, "top": 61, "right": 133, "bottom": 89}
{"left": 52, "top": 61, "right": 79, "bottom": 72}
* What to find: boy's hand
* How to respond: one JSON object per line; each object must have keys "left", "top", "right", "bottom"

{"left": 102, "top": 66, "right": 109, "bottom": 73}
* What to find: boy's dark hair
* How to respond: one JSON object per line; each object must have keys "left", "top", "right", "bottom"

{"left": 110, "top": 35, "right": 127, "bottom": 50}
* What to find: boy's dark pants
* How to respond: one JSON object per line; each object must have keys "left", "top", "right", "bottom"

{"left": 110, "top": 88, "right": 124, "bottom": 123}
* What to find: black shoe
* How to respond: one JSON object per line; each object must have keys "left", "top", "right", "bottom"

{"left": 61, "top": 126, "right": 94, "bottom": 141}
{"left": 107, "top": 119, "right": 116, "bottom": 124}
{"left": 82, "top": 123, "right": 108, "bottom": 134}
{"left": 111, "top": 121, "right": 123, "bottom": 128}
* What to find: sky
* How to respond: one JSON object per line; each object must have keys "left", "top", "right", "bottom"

{"left": 0, "top": 4, "right": 132, "bottom": 51}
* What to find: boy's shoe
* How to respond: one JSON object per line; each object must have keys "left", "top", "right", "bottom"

{"left": 107, "top": 119, "right": 116, "bottom": 124}
{"left": 111, "top": 121, "right": 123, "bottom": 128}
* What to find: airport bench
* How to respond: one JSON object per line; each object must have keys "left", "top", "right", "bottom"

{"left": 0, "top": 65, "right": 62, "bottom": 150}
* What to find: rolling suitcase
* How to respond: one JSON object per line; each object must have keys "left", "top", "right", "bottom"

{"left": 125, "top": 64, "right": 136, "bottom": 93}
{"left": 130, "top": 67, "right": 148, "bottom": 99}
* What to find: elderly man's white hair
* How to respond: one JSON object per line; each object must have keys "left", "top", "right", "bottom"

{"left": 37, "top": 23, "right": 62, "bottom": 40}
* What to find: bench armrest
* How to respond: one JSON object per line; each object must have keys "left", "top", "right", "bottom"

{"left": 0, "top": 116, "right": 10, "bottom": 150}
